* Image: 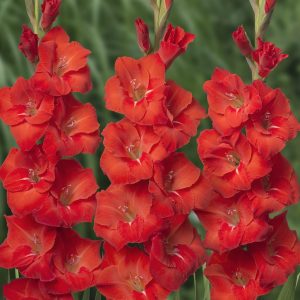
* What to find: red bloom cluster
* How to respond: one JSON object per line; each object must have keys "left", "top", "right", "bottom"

{"left": 197, "top": 2, "right": 300, "bottom": 299}
{"left": 95, "top": 18, "right": 208, "bottom": 298}
{"left": 0, "top": 1, "right": 101, "bottom": 299}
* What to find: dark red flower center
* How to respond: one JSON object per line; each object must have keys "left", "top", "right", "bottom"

{"left": 63, "top": 117, "right": 76, "bottom": 135}
{"left": 126, "top": 143, "right": 141, "bottom": 160}
{"left": 164, "top": 170, "right": 175, "bottom": 191}
{"left": 130, "top": 79, "right": 146, "bottom": 102}
{"left": 225, "top": 92, "right": 244, "bottom": 109}
{"left": 65, "top": 253, "right": 79, "bottom": 272}
{"left": 226, "top": 152, "right": 240, "bottom": 167}
{"left": 262, "top": 111, "right": 272, "bottom": 130}
{"left": 261, "top": 175, "right": 271, "bottom": 191}
{"left": 128, "top": 273, "right": 145, "bottom": 292}
{"left": 59, "top": 185, "right": 73, "bottom": 206}
{"left": 118, "top": 204, "right": 136, "bottom": 222}
{"left": 55, "top": 56, "right": 68, "bottom": 76}
{"left": 28, "top": 168, "right": 40, "bottom": 183}
{"left": 226, "top": 207, "right": 240, "bottom": 226}
{"left": 31, "top": 233, "right": 42, "bottom": 254}
{"left": 25, "top": 99, "right": 37, "bottom": 116}
{"left": 232, "top": 270, "right": 249, "bottom": 287}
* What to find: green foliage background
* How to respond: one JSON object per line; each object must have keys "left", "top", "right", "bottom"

{"left": 0, "top": 0, "right": 299, "bottom": 299}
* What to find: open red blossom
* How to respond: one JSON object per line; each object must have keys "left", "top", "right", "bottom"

{"left": 0, "top": 215, "right": 56, "bottom": 281}
{"left": 18, "top": 25, "right": 39, "bottom": 63}
{"left": 149, "top": 152, "right": 211, "bottom": 217}
{"left": 196, "top": 194, "right": 271, "bottom": 253}
{"left": 105, "top": 54, "right": 168, "bottom": 125}
{"left": 232, "top": 26, "right": 253, "bottom": 57}
{"left": 252, "top": 38, "right": 288, "bottom": 78}
{"left": 246, "top": 80, "right": 299, "bottom": 157}
{"left": 198, "top": 129, "right": 272, "bottom": 197}
{"left": 4, "top": 278, "right": 73, "bottom": 300}
{"left": 43, "top": 94, "right": 100, "bottom": 159}
{"left": 0, "top": 77, "right": 55, "bottom": 151}
{"left": 147, "top": 215, "right": 206, "bottom": 291}
{"left": 41, "top": 0, "right": 62, "bottom": 31}
{"left": 97, "top": 243, "right": 169, "bottom": 300}
{"left": 94, "top": 182, "right": 162, "bottom": 251}
{"left": 0, "top": 146, "right": 56, "bottom": 216}
{"left": 154, "top": 80, "right": 206, "bottom": 152}
{"left": 205, "top": 248, "right": 270, "bottom": 300}
{"left": 203, "top": 68, "right": 261, "bottom": 136}
{"left": 34, "top": 159, "right": 98, "bottom": 227}
{"left": 250, "top": 213, "right": 300, "bottom": 288}
{"left": 44, "top": 229, "right": 102, "bottom": 295}
{"left": 34, "top": 26, "right": 91, "bottom": 96}
{"left": 100, "top": 118, "right": 166, "bottom": 184}
{"left": 249, "top": 154, "right": 299, "bottom": 215}
{"left": 158, "top": 24, "right": 195, "bottom": 68}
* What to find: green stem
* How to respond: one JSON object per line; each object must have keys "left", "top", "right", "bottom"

{"left": 14, "top": 269, "right": 19, "bottom": 279}
{"left": 194, "top": 272, "right": 198, "bottom": 300}
{"left": 34, "top": 0, "right": 39, "bottom": 34}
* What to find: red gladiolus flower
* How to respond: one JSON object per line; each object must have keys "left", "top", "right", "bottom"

{"left": 0, "top": 215, "right": 56, "bottom": 281}
{"left": 34, "top": 27, "right": 91, "bottom": 96}
{"left": 205, "top": 248, "right": 270, "bottom": 300}
{"left": 232, "top": 25, "right": 253, "bottom": 57}
{"left": 203, "top": 68, "right": 261, "bottom": 136}
{"left": 265, "top": 0, "right": 276, "bottom": 13}
{"left": 18, "top": 25, "right": 39, "bottom": 63}
{"left": 34, "top": 159, "right": 98, "bottom": 227}
{"left": 135, "top": 18, "right": 151, "bottom": 54}
{"left": 0, "top": 78, "right": 55, "bottom": 151}
{"left": 44, "top": 229, "right": 102, "bottom": 295}
{"left": 147, "top": 215, "right": 206, "bottom": 291}
{"left": 4, "top": 278, "right": 73, "bottom": 300}
{"left": 96, "top": 243, "right": 170, "bottom": 299}
{"left": 149, "top": 152, "right": 211, "bottom": 217}
{"left": 252, "top": 38, "right": 288, "bottom": 78}
{"left": 104, "top": 54, "right": 168, "bottom": 125}
{"left": 246, "top": 80, "right": 299, "bottom": 157}
{"left": 0, "top": 146, "right": 56, "bottom": 216}
{"left": 249, "top": 154, "right": 299, "bottom": 215}
{"left": 100, "top": 118, "right": 166, "bottom": 184}
{"left": 94, "top": 182, "right": 162, "bottom": 250}
{"left": 43, "top": 94, "right": 100, "bottom": 159}
{"left": 198, "top": 129, "right": 272, "bottom": 197}
{"left": 158, "top": 24, "right": 195, "bottom": 68}
{"left": 250, "top": 213, "right": 300, "bottom": 288}
{"left": 154, "top": 80, "right": 206, "bottom": 152}
{"left": 164, "top": 0, "right": 173, "bottom": 10}
{"left": 196, "top": 194, "right": 271, "bottom": 252}
{"left": 41, "top": 0, "right": 62, "bottom": 31}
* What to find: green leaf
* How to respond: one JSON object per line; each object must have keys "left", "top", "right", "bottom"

{"left": 277, "top": 272, "right": 298, "bottom": 300}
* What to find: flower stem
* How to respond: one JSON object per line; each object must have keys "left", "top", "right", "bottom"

{"left": 34, "top": 0, "right": 39, "bottom": 34}
{"left": 194, "top": 272, "right": 198, "bottom": 300}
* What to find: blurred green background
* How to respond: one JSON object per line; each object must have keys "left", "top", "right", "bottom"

{"left": 0, "top": 0, "right": 299, "bottom": 299}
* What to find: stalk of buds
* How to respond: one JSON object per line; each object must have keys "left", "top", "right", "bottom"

{"left": 197, "top": 1, "right": 300, "bottom": 299}
{"left": 0, "top": 0, "right": 101, "bottom": 298}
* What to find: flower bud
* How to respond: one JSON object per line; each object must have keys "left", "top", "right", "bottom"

{"left": 134, "top": 18, "right": 151, "bottom": 54}
{"left": 265, "top": 0, "right": 277, "bottom": 14}
{"left": 18, "top": 25, "right": 39, "bottom": 63}
{"left": 41, "top": 0, "right": 61, "bottom": 31}
{"left": 252, "top": 38, "right": 288, "bottom": 78}
{"left": 232, "top": 26, "right": 253, "bottom": 57}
